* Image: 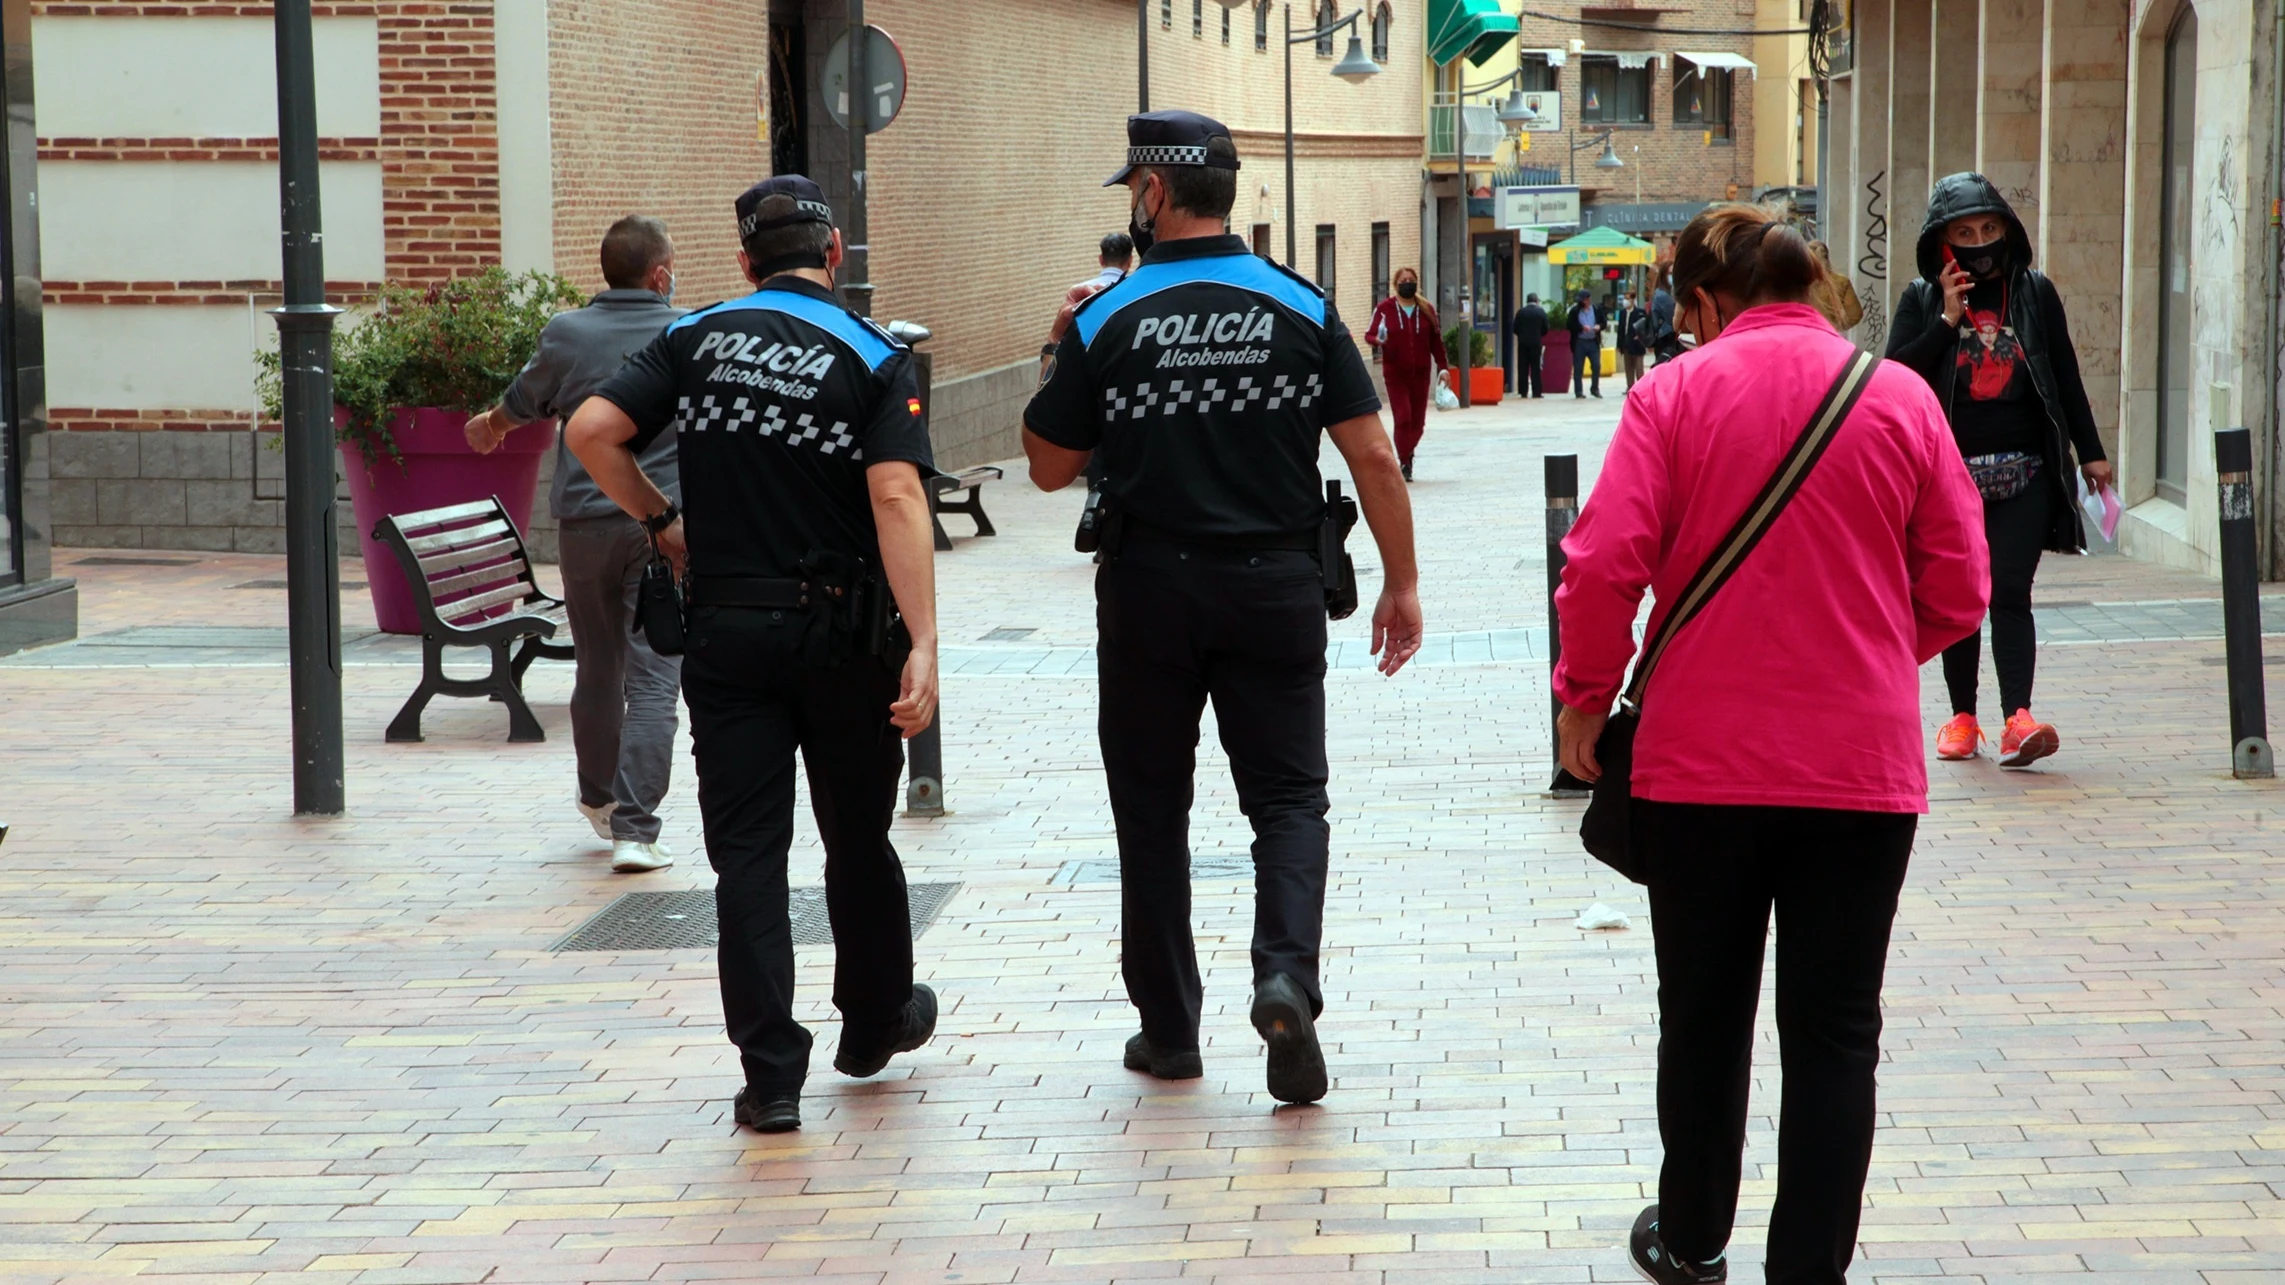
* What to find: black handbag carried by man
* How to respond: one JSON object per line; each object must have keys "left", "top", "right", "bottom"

{"left": 1579, "top": 349, "right": 1879, "bottom": 880}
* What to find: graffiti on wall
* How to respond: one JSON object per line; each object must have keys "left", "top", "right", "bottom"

{"left": 1856, "top": 169, "right": 1889, "bottom": 350}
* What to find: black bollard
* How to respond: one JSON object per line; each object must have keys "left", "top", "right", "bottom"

{"left": 1546, "top": 454, "right": 1591, "bottom": 797}
{"left": 2216, "top": 428, "right": 2274, "bottom": 779}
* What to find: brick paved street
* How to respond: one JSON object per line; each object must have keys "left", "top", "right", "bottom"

{"left": 3, "top": 392, "right": 2283, "bottom": 1285}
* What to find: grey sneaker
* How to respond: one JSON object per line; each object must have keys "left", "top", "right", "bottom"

{"left": 610, "top": 839, "right": 673, "bottom": 873}
{"left": 576, "top": 798, "right": 615, "bottom": 841}
{"left": 1629, "top": 1205, "right": 1726, "bottom": 1284}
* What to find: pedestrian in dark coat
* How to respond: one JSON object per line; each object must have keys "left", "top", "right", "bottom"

{"left": 1564, "top": 290, "right": 1602, "bottom": 398}
{"left": 1510, "top": 293, "right": 1549, "bottom": 398}
{"left": 1886, "top": 171, "right": 2113, "bottom": 769}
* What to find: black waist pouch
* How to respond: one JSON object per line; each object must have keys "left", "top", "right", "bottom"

{"left": 635, "top": 555, "right": 686, "bottom": 656}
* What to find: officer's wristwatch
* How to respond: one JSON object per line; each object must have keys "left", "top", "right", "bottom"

{"left": 641, "top": 502, "right": 680, "bottom": 536}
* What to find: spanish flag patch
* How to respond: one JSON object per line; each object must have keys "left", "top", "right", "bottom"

{"left": 907, "top": 397, "right": 923, "bottom": 416}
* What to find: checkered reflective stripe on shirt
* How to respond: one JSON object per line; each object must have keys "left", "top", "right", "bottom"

{"left": 1100, "top": 373, "right": 1323, "bottom": 421}
{"left": 675, "top": 394, "right": 862, "bottom": 458}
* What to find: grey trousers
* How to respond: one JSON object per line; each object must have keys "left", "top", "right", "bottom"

{"left": 558, "top": 514, "right": 682, "bottom": 843}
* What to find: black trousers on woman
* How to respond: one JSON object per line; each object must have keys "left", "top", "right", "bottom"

{"left": 1943, "top": 480, "right": 2051, "bottom": 718}
{"left": 1635, "top": 799, "right": 1916, "bottom": 1285}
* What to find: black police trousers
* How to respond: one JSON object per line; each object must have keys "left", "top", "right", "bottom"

{"left": 1096, "top": 537, "right": 1331, "bottom": 1053}
{"left": 682, "top": 606, "right": 913, "bottom": 1096}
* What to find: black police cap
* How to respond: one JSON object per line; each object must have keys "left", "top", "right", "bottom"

{"left": 736, "top": 174, "right": 835, "bottom": 242}
{"left": 1103, "top": 109, "right": 1243, "bottom": 187}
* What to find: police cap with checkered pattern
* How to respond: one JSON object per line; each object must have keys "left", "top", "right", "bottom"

{"left": 1102, "top": 110, "right": 1243, "bottom": 187}
{"left": 736, "top": 174, "right": 835, "bottom": 242}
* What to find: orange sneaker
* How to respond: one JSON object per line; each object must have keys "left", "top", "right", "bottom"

{"left": 1935, "top": 713, "right": 1982, "bottom": 760}
{"left": 1998, "top": 709, "right": 2059, "bottom": 768}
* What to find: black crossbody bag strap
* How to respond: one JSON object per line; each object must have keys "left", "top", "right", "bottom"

{"left": 1618, "top": 348, "right": 1879, "bottom": 711}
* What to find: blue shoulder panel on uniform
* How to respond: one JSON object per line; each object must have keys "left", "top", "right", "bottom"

{"left": 1075, "top": 252, "right": 1327, "bottom": 348}
{"left": 664, "top": 288, "right": 901, "bottom": 370}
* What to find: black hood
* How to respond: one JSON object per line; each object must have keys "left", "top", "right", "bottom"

{"left": 1914, "top": 172, "right": 2034, "bottom": 282}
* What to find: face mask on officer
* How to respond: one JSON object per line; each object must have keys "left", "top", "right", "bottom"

{"left": 1128, "top": 175, "right": 1165, "bottom": 259}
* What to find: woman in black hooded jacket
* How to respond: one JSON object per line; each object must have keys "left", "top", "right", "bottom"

{"left": 1887, "top": 173, "right": 2113, "bottom": 769}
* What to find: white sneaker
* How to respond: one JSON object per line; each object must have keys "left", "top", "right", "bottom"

{"left": 577, "top": 799, "right": 615, "bottom": 841}
{"left": 611, "top": 840, "right": 674, "bottom": 873}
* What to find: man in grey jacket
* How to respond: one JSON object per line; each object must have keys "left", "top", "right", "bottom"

{"left": 465, "top": 215, "right": 687, "bottom": 872}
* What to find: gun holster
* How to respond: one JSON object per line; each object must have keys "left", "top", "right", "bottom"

{"left": 1319, "top": 480, "right": 1361, "bottom": 621}
{"left": 1076, "top": 490, "right": 1124, "bottom": 557}
{"left": 634, "top": 543, "right": 687, "bottom": 656}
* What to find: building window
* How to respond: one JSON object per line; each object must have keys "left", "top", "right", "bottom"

{"left": 1193, "top": 0, "right": 1204, "bottom": 37}
{"left": 1371, "top": 222, "right": 1391, "bottom": 304}
{"left": 1581, "top": 56, "right": 1651, "bottom": 126}
{"left": 1162, "top": 0, "right": 1172, "bottom": 30}
{"left": 2157, "top": 5, "right": 2198, "bottom": 504}
{"left": 1256, "top": 0, "right": 1271, "bottom": 51}
{"left": 1253, "top": 222, "right": 1274, "bottom": 258}
{"left": 1673, "top": 61, "right": 1735, "bottom": 140}
{"left": 1316, "top": 0, "right": 1339, "bottom": 56}
{"left": 1316, "top": 224, "right": 1337, "bottom": 297}
{"left": 1371, "top": 3, "right": 1391, "bottom": 62}
{"left": 1518, "top": 52, "right": 1557, "bottom": 92}
{"left": 1223, "top": 3, "right": 1232, "bottom": 44}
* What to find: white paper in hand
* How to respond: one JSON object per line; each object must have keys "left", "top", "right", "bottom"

{"left": 1575, "top": 902, "right": 1631, "bottom": 931}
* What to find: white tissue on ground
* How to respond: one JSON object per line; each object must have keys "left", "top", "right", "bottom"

{"left": 1575, "top": 902, "right": 1632, "bottom": 931}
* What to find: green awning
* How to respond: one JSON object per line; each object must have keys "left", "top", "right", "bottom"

{"left": 1429, "top": 0, "right": 1517, "bottom": 67}
{"left": 1547, "top": 226, "right": 1658, "bottom": 265}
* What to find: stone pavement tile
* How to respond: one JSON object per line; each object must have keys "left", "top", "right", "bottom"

{"left": 6, "top": 395, "right": 2283, "bottom": 1282}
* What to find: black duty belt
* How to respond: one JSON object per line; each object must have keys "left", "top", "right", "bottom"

{"left": 1123, "top": 521, "right": 1318, "bottom": 553}
{"left": 689, "top": 575, "right": 816, "bottom": 610}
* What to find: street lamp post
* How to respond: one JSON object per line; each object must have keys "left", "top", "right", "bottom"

{"left": 844, "top": 0, "right": 872, "bottom": 318}
{"left": 269, "top": 0, "right": 344, "bottom": 815}
{"left": 1442, "top": 66, "right": 1543, "bottom": 409}
{"left": 1283, "top": 4, "right": 1381, "bottom": 267}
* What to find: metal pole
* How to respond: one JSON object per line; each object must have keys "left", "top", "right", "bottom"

{"left": 1139, "top": 0, "right": 1150, "bottom": 112}
{"left": 843, "top": 0, "right": 873, "bottom": 318}
{"left": 2217, "top": 426, "right": 2274, "bottom": 779}
{"left": 1545, "top": 455, "right": 1589, "bottom": 796}
{"left": 905, "top": 347, "right": 946, "bottom": 817}
{"left": 270, "top": 0, "right": 344, "bottom": 816}
{"left": 1454, "top": 61, "right": 1470, "bottom": 408}
{"left": 1284, "top": 4, "right": 1296, "bottom": 267}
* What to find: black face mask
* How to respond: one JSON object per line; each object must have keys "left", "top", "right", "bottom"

{"left": 1128, "top": 185, "right": 1158, "bottom": 259}
{"left": 1952, "top": 236, "right": 2008, "bottom": 281}
{"left": 1396, "top": 281, "right": 1417, "bottom": 299}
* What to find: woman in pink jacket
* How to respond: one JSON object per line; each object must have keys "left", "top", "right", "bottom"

{"left": 1552, "top": 207, "right": 1989, "bottom": 1285}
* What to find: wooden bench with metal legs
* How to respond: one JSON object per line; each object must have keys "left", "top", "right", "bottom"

{"left": 373, "top": 497, "right": 573, "bottom": 743}
{"left": 928, "top": 465, "right": 1004, "bottom": 551}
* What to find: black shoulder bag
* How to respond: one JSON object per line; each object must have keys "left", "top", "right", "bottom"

{"left": 1579, "top": 348, "right": 1879, "bottom": 881}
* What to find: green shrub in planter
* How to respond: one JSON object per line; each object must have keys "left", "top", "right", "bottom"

{"left": 256, "top": 267, "right": 584, "bottom": 465}
{"left": 1442, "top": 323, "right": 1497, "bottom": 369}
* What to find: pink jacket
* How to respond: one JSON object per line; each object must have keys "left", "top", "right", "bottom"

{"left": 1552, "top": 303, "right": 1990, "bottom": 813}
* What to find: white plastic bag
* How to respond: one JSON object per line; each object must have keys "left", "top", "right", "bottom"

{"left": 1432, "top": 378, "right": 1460, "bottom": 412}
{"left": 2076, "top": 473, "right": 2122, "bottom": 544}
{"left": 1575, "top": 902, "right": 1631, "bottom": 931}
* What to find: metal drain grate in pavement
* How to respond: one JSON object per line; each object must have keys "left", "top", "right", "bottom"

{"left": 551, "top": 882, "right": 963, "bottom": 951}
{"left": 1054, "top": 856, "right": 1251, "bottom": 886}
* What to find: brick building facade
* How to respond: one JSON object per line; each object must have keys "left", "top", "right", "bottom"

{"left": 32, "top": 0, "right": 1422, "bottom": 558}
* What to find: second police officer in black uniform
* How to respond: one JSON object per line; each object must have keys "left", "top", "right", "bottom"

{"left": 1022, "top": 111, "right": 1424, "bottom": 1105}
{"left": 567, "top": 176, "right": 942, "bottom": 1135}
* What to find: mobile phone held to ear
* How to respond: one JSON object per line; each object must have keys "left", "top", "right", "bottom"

{"left": 1939, "top": 244, "right": 1959, "bottom": 273}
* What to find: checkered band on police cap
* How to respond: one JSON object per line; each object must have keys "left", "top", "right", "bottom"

{"left": 735, "top": 175, "right": 835, "bottom": 241}
{"left": 1103, "top": 109, "right": 1242, "bottom": 186}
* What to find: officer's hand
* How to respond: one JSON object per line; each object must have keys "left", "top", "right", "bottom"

{"left": 1371, "top": 584, "right": 1423, "bottom": 676}
{"left": 890, "top": 645, "right": 938, "bottom": 738}
{"left": 1557, "top": 703, "right": 1606, "bottom": 784}
{"left": 654, "top": 516, "right": 688, "bottom": 576}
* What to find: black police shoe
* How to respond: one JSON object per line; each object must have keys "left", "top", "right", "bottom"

{"left": 833, "top": 982, "right": 939, "bottom": 1078}
{"left": 1629, "top": 1204, "right": 1727, "bottom": 1284}
{"left": 1249, "top": 973, "right": 1328, "bottom": 1105}
{"left": 733, "top": 1086, "right": 801, "bottom": 1133}
{"left": 1123, "top": 1033, "right": 1204, "bottom": 1080}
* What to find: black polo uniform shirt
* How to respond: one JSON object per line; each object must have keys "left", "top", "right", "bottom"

{"left": 1024, "top": 234, "right": 1380, "bottom": 538}
{"left": 592, "top": 276, "right": 933, "bottom": 580}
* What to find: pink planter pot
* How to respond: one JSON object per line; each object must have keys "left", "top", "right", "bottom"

{"left": 339, "top": 407, "right": 552, "bottom": 634}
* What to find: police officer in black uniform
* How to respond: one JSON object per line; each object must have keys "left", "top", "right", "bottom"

{"left": 1022, "top": 111, "right": 1424, "bottom": 1105}
{"left": 567, "top": 176, "right": 942, "bottom": 1135}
